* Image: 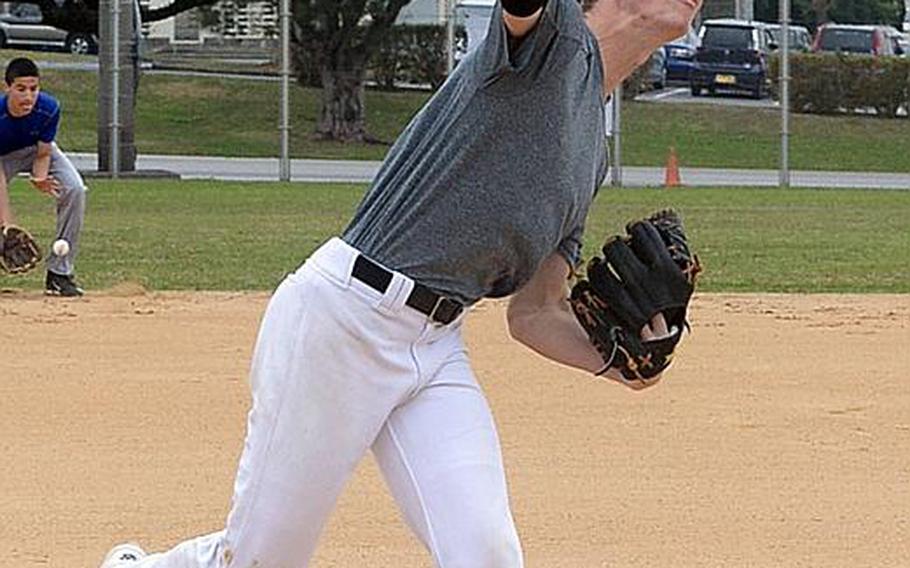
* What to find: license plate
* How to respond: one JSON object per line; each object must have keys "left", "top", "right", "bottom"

{"left": 715, "top": 74, "right": 736, "bottom": 85}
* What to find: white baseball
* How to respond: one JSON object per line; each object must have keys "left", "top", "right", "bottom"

{"left": 52, "top": 239, "right": 70, "bottom": 256}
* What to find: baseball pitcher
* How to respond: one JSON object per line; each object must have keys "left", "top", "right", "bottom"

{"left": 100, "top": 0, "right": 703, "bottom": 566}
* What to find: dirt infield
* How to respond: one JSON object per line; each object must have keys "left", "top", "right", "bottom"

{"left": 1, "top": 290, "right": 908, "bottom": 567}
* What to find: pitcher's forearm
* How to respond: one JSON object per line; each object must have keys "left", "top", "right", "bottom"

{"left": 588, "top": 0, "right": 703, "bottom": 93}
{"left": 509, "top": 301, "right": 606, "bottom": 373}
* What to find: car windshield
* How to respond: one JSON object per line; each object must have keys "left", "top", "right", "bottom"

{"left": 702, "top": 26, "right": 754, "bottom": 49}
{"left": 769, "top": 28, "right": 806, "bottom": 46}
{"left": 819, "top": 29, "right": 873, "bottom": 52}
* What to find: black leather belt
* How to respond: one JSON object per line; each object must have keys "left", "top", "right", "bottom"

{"left": 352, "top": 254, "right": 464, "bottom": 325}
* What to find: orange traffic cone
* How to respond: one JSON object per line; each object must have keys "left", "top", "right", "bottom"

{"left": 664, "top": 147, "right": 682, "bottom": 188}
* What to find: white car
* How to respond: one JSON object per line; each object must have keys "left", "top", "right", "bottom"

{"left": 0, "top": 3, "right": 97, "bottom": 54}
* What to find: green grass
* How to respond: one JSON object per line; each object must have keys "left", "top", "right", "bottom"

{"left": 0, "top": 48, "right": 96, "bottom": 64}
{"left": 43, "top": 70, "right": 430, "bottom": 161}
{"left": 2, "top": 180, "right": 907, "bottom": 293}
{"left": 622, "top": 102, "right": 910, "bottom": 172}
{"left": 13, "top": 51, "right": 909, "bottom": 171}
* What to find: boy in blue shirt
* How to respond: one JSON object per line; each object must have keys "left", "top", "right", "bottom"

{"left": 0, "top": 57, "right": 86, "bottom": 296}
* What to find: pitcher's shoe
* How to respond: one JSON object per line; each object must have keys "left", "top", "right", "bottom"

{"left": 100, "top": 543, "right": 147, "bottom": 567}
{"left": 45, "top": 271, "right": 84, "bottom": 297}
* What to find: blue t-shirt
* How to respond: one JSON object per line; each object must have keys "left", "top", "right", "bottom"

{"left": 0, "top": 91, "right": 61, "bottom": 156}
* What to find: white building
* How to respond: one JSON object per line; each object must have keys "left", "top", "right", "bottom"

{"left": 141, "top": 0, "right": 278, "bottom": 43}
{"left": 143, "top": 0, "right": 489, "bottom": 44}
{"left": 216, "top": 1, "right": 278, "bottom": 39}
{"left": 396, "top": 0, "right": 447, "bottom": 25}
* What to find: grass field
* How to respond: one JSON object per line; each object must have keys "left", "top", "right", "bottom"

{"left": 16, "top": 53, "right": 908, "bottom": 171}
{"left": 1, "top": 179, "right": 907, "bottom": 293}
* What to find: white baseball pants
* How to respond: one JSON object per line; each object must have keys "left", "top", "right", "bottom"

{"left": 130, "top": 237, "right": 523, "bottom": 568}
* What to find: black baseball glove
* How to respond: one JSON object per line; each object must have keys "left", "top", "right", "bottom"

{"left": 570, "top": 209, "right": 701, "bottom": 382}
{"left": 0, "top": 224, "right": 43, "bottom": 274}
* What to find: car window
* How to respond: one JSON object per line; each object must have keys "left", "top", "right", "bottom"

{"left": 776, "top": 29, "right": 810, "bottom": 49}
{"left": 819, "top": 29, "right": 873, "bottom": 52}
{"left": 702, "top": 26, "right": 755, "bottom": 49}
{"left": 11, "top": 3, "right": 42, "bottom": 21}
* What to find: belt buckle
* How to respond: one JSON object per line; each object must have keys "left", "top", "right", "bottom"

{"left": 427, "top": 295, "right": 446, "bottom": 324}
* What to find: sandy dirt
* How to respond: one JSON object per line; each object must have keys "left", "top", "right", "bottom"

{"left": 1, "top": 289, "right": 908, "bottom": 568}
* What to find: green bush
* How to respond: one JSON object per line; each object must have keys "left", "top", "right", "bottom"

{"left": 373, "top": 25, "right": 467, "bottom": 90}
{"left": 770, "top": 53, "right": 910, "bottom": 118}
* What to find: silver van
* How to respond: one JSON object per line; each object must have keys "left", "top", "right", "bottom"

{"left": 0, "top": 2, "right": 97, "bottom": 54}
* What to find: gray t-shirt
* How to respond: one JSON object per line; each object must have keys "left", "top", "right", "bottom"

{"left": 344, "top": 0, "right": 608, "bottom": 306}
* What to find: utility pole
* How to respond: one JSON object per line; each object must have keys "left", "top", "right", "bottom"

{"left": 445, "top": 0, "right": 456, "bottom": 75}
{"left": 780, "top": 0, "right": 791, "bottom": 187}
{"left": 735, "top": 0, "right": 754, "bottom": 20}
{"left": 279, "top": 0, "right": 291, "bottom": 181}
{"left": 110, "top": 0, "right": 120, "bottom": 178}
{"left": 98, "top": 0, "right": 139, "bottom": 174}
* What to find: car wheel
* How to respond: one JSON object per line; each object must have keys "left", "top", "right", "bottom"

{"left": 654, "top": 68, "right": 667, "bottom": 90}
{"left": 690, "top": 85, "right": 702, "bottom": 97}
{"left": 65, "top": 33, "right": 95, "bottom": 55}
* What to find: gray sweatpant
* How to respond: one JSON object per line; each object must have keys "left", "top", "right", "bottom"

{"left": 2, "top": 143, "right": 86, "bottom": 276}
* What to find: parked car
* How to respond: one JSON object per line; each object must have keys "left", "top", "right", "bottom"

{"left": 663, "top": 27, "right": 700, "bottom": 83}
{"left": 690, "top": 19, "right": 774, "bottom": 99}
{"left": 765, "top": 23, "right": 813, "bottom": 52}
{"left": 812, "top": 24, "right": 897, "bottom": 56}
{"left": 0, "top": 3, "right": 97, "bottom": 54}
{"left": 884, "top": 26, "right": 907, "bottom": 56}
{"left": 898, "top": 34, "right": 910, "bottom": 57}
{"left": 648, "top": 46, "right": 667, "bottom": 90}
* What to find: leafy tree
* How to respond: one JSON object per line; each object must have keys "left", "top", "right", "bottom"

{"left": 754, "top": 0, "right": 906, "bottom": 29}
{"left": 754, "top": 0, "right": 814, "bottom": 26}
{"left": 293, "top": 0, "right": 413, "bottom": 142}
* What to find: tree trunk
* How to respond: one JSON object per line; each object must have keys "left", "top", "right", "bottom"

{"left": 811, "top": 0, "right": 831, "bottom": 24}
{"left": 317, "top": 66, "right": 368, "bottom": 142}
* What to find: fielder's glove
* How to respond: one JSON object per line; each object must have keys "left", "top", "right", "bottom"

{"left": 570, "top": 209, "right": 702, "bottom": 382}
{"left": 0, "top": 224, "right": 42, "bottom": 274}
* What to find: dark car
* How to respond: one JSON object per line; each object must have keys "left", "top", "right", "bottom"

{"left": 663, "top": 28, "right": 700, "bottom": 83}
{"left": 690, "top": 19, "right": 774, "bottom": 99}
{"left": 813, "top": 24, "right": 897, "bottom": 56}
